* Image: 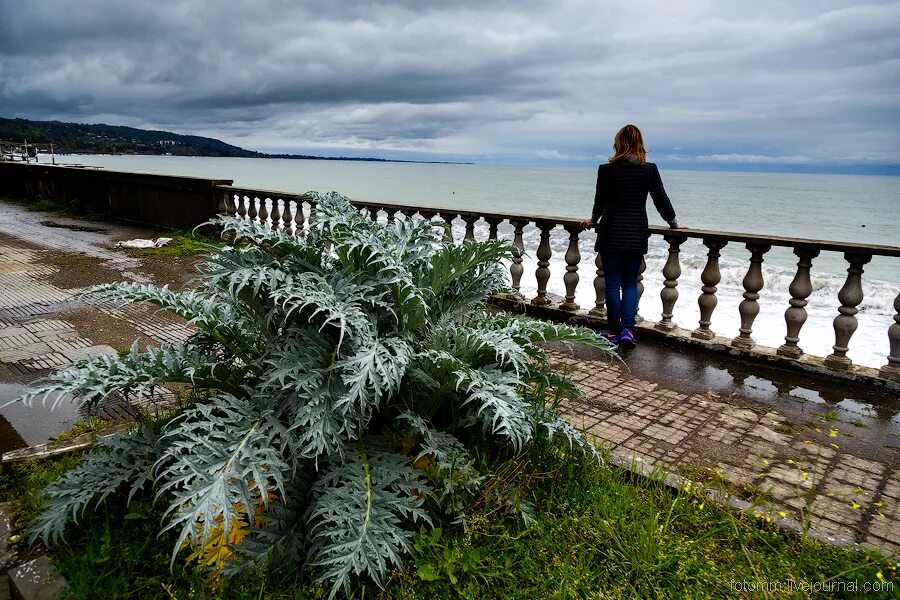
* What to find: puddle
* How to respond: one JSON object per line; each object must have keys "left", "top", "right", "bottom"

{"left": 39, "top": 220, "right": 108, "bottom": 234}
{"left": 0, "top": 383, "right": 81, "bottom": 454}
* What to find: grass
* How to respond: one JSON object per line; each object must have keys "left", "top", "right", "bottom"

{"left": 0, "top": 455, "right": 83, "bottom": 527}
{"left": 50, "top": 417, "right": 110, "bottom": 445}
{"left": 2, "top": 441, "right": 896, "bottom": 599}
{"left": 126, "top": 230, "right": 223, "bottom": 257}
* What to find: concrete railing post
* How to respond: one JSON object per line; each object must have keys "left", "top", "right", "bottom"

{"left": 237, "top": 195, "right": 249, "bottom": 220}
{"left": 532, "top": 223, "right": 554, "bottom": 306}
{"left": 880, "top": 293, "right": 900, "bottom": 382}
{"left": 732, "top": 243, "right": 771, "bottom": 349}
{"left": 692, "top": 239, "right": 727, "bottom": 340}
{"left": 636, "top": 257, "right": 647, "bottom": 321}
{"left": 560, "top": 225, "right": 581, "bottom": 311}
{"left": 777, "top": 247, "right": 821, "bottom": 358}
{"left": 439, "top": 213, "right": 456, "bottom": 244}
{"left": 590, "top": 252, "right": 606, "bottom": 318}
{"left": 218, "top": 190, "right": 233, "bottom": 215}
{"left": 260, "top": 196, "right": 271, "bottom": 226}
{"left": 510, "top": 220, "right": 526, "bottom": 294}
{"left": 824, "top": 252, "right": 873, "bottom": 370}
{"left": 657, "top": 234, "right": 684, "bottom": 330}
{"left": 486, "top": 217, "right": 501, "bottom": 241}
{"left": 463, "top": 215, "right": 477, "bottom": 243}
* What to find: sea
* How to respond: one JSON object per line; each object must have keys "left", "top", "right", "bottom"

{"left": 54, "top": 155, "right": 899, "bottom": 369}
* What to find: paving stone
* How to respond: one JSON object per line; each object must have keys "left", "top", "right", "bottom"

{"left": 60, "top": 345, "right": 116, "bottom": 362}
{"left": 8, "top": 556, "right": 66, "bottom": 600}
{"left": 546, "top": 346, "right": 899, "bottom": 555}
{"left": 749, "top": 424, "right": 793, "bottom": 446}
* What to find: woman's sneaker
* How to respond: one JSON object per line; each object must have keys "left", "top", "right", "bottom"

{"left": 618, "top": 329, "right": 636, "bottom": 348}
{"left": 601, "top": 331, "right": 619, "bottom": 345}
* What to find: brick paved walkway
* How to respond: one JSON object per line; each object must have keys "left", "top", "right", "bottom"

{"left": 0, "top": 202, "right": 189, "bottom": 437}
{"left": 0, "top": 198, "right": 897, "bottom": 556}
{"left": 551, "top": 348, "right": 899, "bottom": 554}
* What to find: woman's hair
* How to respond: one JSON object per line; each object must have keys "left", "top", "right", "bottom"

{"left": 609, "top": 124, "right": 647, "bottom": 164}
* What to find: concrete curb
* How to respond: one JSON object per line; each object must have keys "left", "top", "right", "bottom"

{"left": 1, "top": 423, "right": 131, "bottom": 470}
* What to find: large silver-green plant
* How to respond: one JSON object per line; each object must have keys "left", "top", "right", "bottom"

{"left": 18, "top": 193, "right": 613, "bottom": 597}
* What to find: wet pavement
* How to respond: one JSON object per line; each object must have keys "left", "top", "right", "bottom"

{"left": 551, "top": 339, "right": 899, "bottom": 554}
{"left": 613, "top": 337, "right": 899, "bottom": 457}
{"left": 0, "top": 197, "right": 897, "bottom": 555}
{"left": 0, "top": 199, "right": 193, "bottom": 453}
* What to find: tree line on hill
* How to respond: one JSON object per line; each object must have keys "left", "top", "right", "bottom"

{"left": 0, "top": 117, "right": 467, "bottom": 163}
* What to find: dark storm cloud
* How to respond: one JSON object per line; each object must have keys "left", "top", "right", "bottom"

{"left": 1, "top": 0, "right": 897, "bottom": 165}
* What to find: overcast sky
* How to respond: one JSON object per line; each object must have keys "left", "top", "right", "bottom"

{"left": 1, "top": 1, "right": 898, "bottom": 170}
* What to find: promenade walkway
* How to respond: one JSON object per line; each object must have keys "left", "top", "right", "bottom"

{"left": 0, "top": 199, "right": 896, "bottom": 556}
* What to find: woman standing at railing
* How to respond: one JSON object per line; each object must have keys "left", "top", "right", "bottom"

{"left": 580, "top": 124, "right": 682, "bottom": 348}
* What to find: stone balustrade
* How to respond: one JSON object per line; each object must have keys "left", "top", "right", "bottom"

{"left": 218, "top": 185, "right": 900, "bottom": 384}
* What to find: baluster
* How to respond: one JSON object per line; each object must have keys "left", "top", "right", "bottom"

{"left": 279, "top": 199, "right": 290, "bottom": 231}
{"left": 657, "top": 234, "right": 684, "bottom": 329}
{"left": 635, "top": 257, "right": 647, "bottom": 321}
{"left": 217, "top": 191, "right": 232, "bottom": 215}
{"left": 282, "top": 200, "right": 295, "bottom": 234}
{"left": 589, "top": 252, "right": 606, "bottom": 318}
{"left": 510, "top": 220, "right": 526, "bottom": 294}
{"left": 560, "top": 225, "right": 581, "bottom": 311}
{"left": 440, "top": 213, "right": 456, "bottom": 244}
{"left": 732, "top": 243, "right": 771, "bottom": 348}
{"left": 247, "top": 196, "right": 259, "bottom": 222}
{"left": 463, "top": 215, "right": 477, "bottom": 243}
{"left": 294, "top": 200, "right": 306, "bottom": 236}
{"left": 692, "top": 239, "right": 728, "bottom": 340}
{"left": 777, "top": 247, "right": 820, "bottom": 358}
{"left": 531, "top": 223, "right": 554, "bottom": 306}
{"left": 258, "top": 197, "right": 270, "bottom": 227}
{"left": 386, "top": 208, "right": 396, "bottom": 224}
{"left": 486, "top": 217, "right": 500, "bottom": 240}
{"left": 880, "top": 293, "right": 900, "bottom": 382}
{"left": 272, "top": 199, "right": 282, "bottom": 230}
{"left": 824, "top": 253, "right": 873, "bottom": 370}
{"left": 308, "top": 203, "right": 317, "bottom": 227}
{"left": 237, "top": 195, "right": 248, "bottom": 220}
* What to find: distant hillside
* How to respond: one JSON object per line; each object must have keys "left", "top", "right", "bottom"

{"left": 0, "top": 117, "right": 471, "bottom": 164}
{"left": 0, "top": 117, "right": 265, "bottom": 157}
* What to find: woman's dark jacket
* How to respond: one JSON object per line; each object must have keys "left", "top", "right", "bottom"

{"left": 591, "top": 159, "right": 677, "bottom": 254}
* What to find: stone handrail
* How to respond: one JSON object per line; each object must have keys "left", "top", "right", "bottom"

{"left": 217, "top": 185, "right": 900, "bottom": 383}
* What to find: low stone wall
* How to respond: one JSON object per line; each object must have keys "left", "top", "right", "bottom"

{"left": 0, "top": 162, "right": 231, "bottom": 230}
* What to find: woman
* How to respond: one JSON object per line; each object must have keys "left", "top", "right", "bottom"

{"left": 580, "top": 124, "right": 682, "bottom": 348}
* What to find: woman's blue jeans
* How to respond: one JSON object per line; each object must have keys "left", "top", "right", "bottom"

{"left": 601, "top": 252, "right": 643, "bottom": 333}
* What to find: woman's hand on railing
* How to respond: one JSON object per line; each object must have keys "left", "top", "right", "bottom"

{"left": 579, "top": 217, "right": 594, "bottom": 230}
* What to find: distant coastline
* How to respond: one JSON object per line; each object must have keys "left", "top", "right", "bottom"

{"left": 0, "top": 117, "right": 472, "bottom": 165}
